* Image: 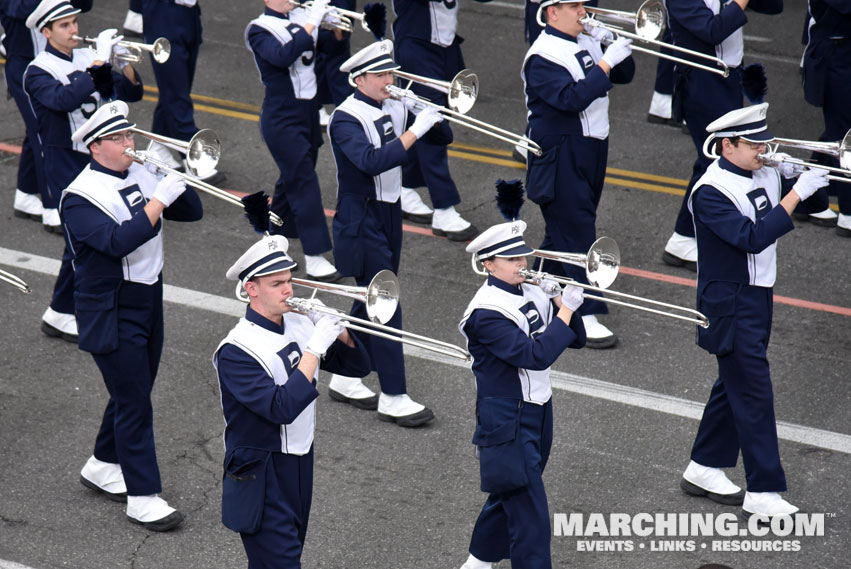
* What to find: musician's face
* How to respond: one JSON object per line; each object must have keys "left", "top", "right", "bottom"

{"left": 43, "top": 15, "right": 79, "bottom": 54}
{"left": 356, "top": 71, "right": 395, "bottom": 103}
{"left": 485, "top": 256, "right": 528, "bottom": 286}
{"left": 246, "top": 270, "right": 294, "bottom": 323}
{"left": 724, "top": 138, "right": 766, "bottom": 171}
{"left": 548, "top": 2, "right": 586, "bottom": 37}
{"left": 91, "top": 130, "right": 136, "bottom": 172}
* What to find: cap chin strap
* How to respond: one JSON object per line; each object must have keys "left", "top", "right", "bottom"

{"left": 235, "top": 281, "right": 250, "bottom": 303}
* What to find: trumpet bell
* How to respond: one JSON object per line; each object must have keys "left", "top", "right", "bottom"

{"left": 448, "top": 70, "right": 478, "bottom": 115}
{"left": 365, "top": 269, "right": 400, "bottom": 324}
{"left": 184, "top": 129, "right": 221, "bottom": 179}
{"left": 151, "top": 37, "right": 171, "bottom": 64}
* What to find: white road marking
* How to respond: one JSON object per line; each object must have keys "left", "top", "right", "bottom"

{"left": 3, "top": 246, "right": 850, "bottom": 456}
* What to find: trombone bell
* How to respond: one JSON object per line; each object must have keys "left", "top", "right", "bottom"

{"left": 292, "top": 269, "right": 400, "bottom": 325}
{"left": 533, "top": 236, "right": 620, "bottom": 290}
{"left": 131, "top": 127, "right": 221, "bottom": 179}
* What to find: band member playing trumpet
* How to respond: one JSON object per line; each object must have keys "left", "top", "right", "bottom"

{"left": 24, "top": 0, "right": 143, "bottom": 342}
{"left": 327, "top": 40, "right": 446, "bottom": 426}
{"left": 245, "top": 0, "right": 343, "bottom": 282}
{"left": 61, "top": 101, "right": 202, "bottom": 531}
{"left": 522, "top": 0, "right": 634, "bottom": 349}
{"left": 214, "top": 234, "right": 370, "bottom": 568}
{"left": 680, "top": 103, "right": 828, "bottom": 519}
{"left": 457, "top": 220, "right": 585, "bottom": 569}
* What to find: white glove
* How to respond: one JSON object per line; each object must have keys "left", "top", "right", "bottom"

{"left": 305, "top": 299, "right": 327, "bottom": 325}
{"left": 409, "top": 107, "right": 444, "bottom": 139}
{"left": 323, "top": 10, "right": 344, "bottom": 28}
{"left": 584, "top": 20, "right": 614, "bottom": 43}
{"left": 402, "top": 96, "right": 422, "bottom": 114}
{"left": 112, "top": 44, "right": 131, "bottom": 69}
{"left": 560, "top": 284, "right": 584, "bottom": 312}
{"left": 307, "top": 0, "right": 332, "bottom": 28}
{"left": 538, "top": 278, "right": 561, "bottom": 299}
{"left": 792, "top": 167, "right": 830, "bottom": 202}
{"left": 762, "top": 152, "right": 798, "bottom": 179}
{"left": 305, "top": 314, "right": 345, "bottom": 357}
{"left": 174, "top": 0, "right": 197, "bottom": 6}
{"left": 95, "top": 28, "right": 122, "bottom": 62}
{"left": 600, "top": 37, "right": 632, "bottom": 69}
{"left": 140, "top": 152, "right": 162, "bottom": 176}
{"left": 152, "top": 173, "right": 187, "bottom": 207}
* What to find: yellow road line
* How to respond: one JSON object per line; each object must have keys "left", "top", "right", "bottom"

{"left": 448, "top": 149, "right": 525, "bottom": 170}
{"left": 604, "top": 176, "right": 686, "bottom": 196}
{"left": 449, "top": 141, "right": 514, "bottom": 158}
{"left": 607, "top": 167, "right": 689, "bottom": 187}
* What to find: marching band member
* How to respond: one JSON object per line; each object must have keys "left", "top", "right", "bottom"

{"left": 680, "top": 103, "right": 828, "bottom": 519}
{"left": 61, "top": 101, "right": 203, "bottom": 531}
{"left": 801, "top": 0, "right": 851, "bottom": 237}
{"left": 327, "top": 39, "right": 446, "bottom": 426}
{"left": 1, "top": 0, "right": 91, "bottom": 224}
{"left": 661, "top": 0, "right": 784, "bottom": 269}
{"left": 457, "top": 220, "right": 585, "bottom": 569}
{"left": 390, "top": 0, "right": 480, "bottom": 240}
{"left": 214, "top": 234, "right": 370, "bottom": 568}
{"left": 245, "top": 0, "right": 343, "bottom": 282}
{"left": 521, "top": 0, "right": 633, "bottom": 349}
{"left": 24, "top": 0, "right": 143, "bottom": 342}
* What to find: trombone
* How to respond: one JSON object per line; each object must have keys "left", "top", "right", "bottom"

{"left": 124, "top": 129, "right": 284, "bottom": 226}
{"left": 535, "top": 0, "right": 730, "bottom": 77}
{"left": 392, "top": 69, "right": 479, "bottom": 114}
{"left": 0, "top": 269, "right": 32, "bottom": 294}
{"left": 293, "top": 269, "right": 400, "bottom": 325}
{"left": 472, "top": 236, "right": 710, "bottom": 328}
{"left": 385, "top": 83, "right": 543, "bottom": 157}
{"left": 74, "top": 34, "right": 171, "bottom": 64}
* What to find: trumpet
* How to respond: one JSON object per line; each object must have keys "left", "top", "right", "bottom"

{"left": 74, "top": 34, "right": 171, "bottom": 64}
{"left": 392, "top": 69, "right": 479, "bottom": 115}
{"left": 385, "top": 84, "right": 543, "bottom": 157}
{"left": 290, "top": 1, "right": 379, "bottom": 35}
{"left": 0, "top": 268, "right": 32, "bottom": 294}
{"left": 472, "top": 237, "right": 709, "bottom": 328}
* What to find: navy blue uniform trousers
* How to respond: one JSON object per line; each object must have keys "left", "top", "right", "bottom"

{"left": 6, "top": 55, "right": 47, "bottom": 200}
{"left": 261, "top": 98, "right": 332, "bottom": 254}
{"left": 395, "top": 37, "right": 463, "bottom": 209}
{"left": 142, "top": 0, "right": 201, "bottom": 142}
{"left": 240, "top": 448, "right": 315, "bottom": 569}
{"left": 334, "top": 195, "right": 406, "bottom": 395}
{"left": 91, "top": 279, "right": 165, "bottom": 495}
{"left": 690, "top": 285, "right": 786, "bottom": 492}
{"left": 470, "top": 398, "right": 554, "bottom": 569}
{"left": 533, "top": 134, "right": 608, "bottom": 317}
{"left": 315, "top": 28, "right": 353, "bottom": 107}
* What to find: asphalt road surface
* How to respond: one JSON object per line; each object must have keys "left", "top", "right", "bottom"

{"left": 1, "top": 1, "right": 849, "bottom": 568}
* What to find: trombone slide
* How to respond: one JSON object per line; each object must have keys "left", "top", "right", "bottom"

{"left": 0, "top": 268, "right": 32, "bottom": 294}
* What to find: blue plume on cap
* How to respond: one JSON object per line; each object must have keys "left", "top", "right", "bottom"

{"left": 495, "top": 179, "right": 525, "bottom": 221}
{"left": 241, "top": 191, "right": 273, "bottom": 234}
{"left": 742, "top": 63, "right": 767, "bottom": 104}
{"left": 364, "top": 3, "right": 387, "bottom": 41}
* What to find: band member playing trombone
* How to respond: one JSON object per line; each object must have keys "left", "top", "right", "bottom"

{"left": 327, "top": 40, "right": 446, "bottom": 426}
{"left": 245, "top": 0, "right": 343, "bottom": 282}
{"left": 661, "top": 0, "right": 784, "bottom": 269}
{"left": 457, "top": 220, "right": 585, "bottom": 569}
{"left": 61, "top": 101, "right": 202, "bottom": 531}
{"left": 680, "top": 103, "right": 828, "bottom": 519}
{"left": 24, "top": 0, "right": 143, "bottom": 342}
{"left": 214, "top": 234, "right": 370, "bottom": 568}
{"left": 522, "top": 0, "right": 633, "bottom": 349}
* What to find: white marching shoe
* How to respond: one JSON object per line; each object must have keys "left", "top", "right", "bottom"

{"left": 42, "top": 208, "right": 62, "bottom": 234}
{"left": 126, "top": 495, "right": 184, "bottom": 532}
{"left": 581, "top": 315, "right": 618, "bottom": 349}
{"left": 662, "top": 232, "right": 697, "bottom": 271}
{"left": 742, "top": 492, "right": 799, "bottom": 518}
{"left": 122, "top": 10, "right": 143, "bottom": 37}
{"left": 377, "top": 393, "right": 435, "bottom": 428}
{"left": 460, "top": 553, "right": 493, "bottom": 569}
{"left": 837, "top": 213, "right": 851, "bottom": 238}
{"left": 512, "top": 143, "right": 528, "bottom": 164}
{"left": 304, "top": 254, "right": 342, "bottom": 283}
{"left": 80, "top": 456, "right": 127, "bottom": 502}
{"left": 328, "top": 374, "right": 378, "bottom": 410}
{"left": 13, "top": 189, "right": 44, "bottom": 220}
{"left": 431, "top": 206, "right": 479, "bottom": 242}
{"left": 400, "top": 187, "right": 433, "bottom": 224}
{"left": 680, "top": 460, "right": 745, "bottom": 505}
{"left": 41, "top": 306, "right": 78, "bottom": 343}
{"left": 794, "top": 206, "right": 837, "bottom": 227}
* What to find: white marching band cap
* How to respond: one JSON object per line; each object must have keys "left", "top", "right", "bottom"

{"left": 465, "top": 220, "right": 534, "bottom": 262}
{"left": 706, "top": 102, "right": 774, "bottom": 142}
{"left": 227, "top": 235, "right": 298, "bottom": 289}
{"left": 539, "top": 0, "right": 589, "bottom": 10}
{"left": 340, "top": 39, "right": 400, "bottom": 79}
{"left": 26, "top": 0, "right": 81, "bottom": 30}
{"left": 71, "top": 101, "right": 136, "bottom": 146}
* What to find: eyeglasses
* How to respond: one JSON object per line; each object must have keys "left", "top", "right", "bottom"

{"left": 741, "top": 140, "right": 767, "bottom": 150}
{"left": 101, "top": 132, "right": 134, "bottom": 144}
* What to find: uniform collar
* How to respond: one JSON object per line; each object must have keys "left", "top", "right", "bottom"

{"left": 488, "top": 274, "right": 524, "bottom": 296}
{"left": 45, "top": 42, "right": 73, "bottom": 61}
{"left": 354, "top": 88, "right": 384, "bottom": 110}
{"left": 264, "top": 7, "right": 289, "bottom": 19}
{"left": 545, "top": 25, "right": 578, "bottom": 43}
{"left": 718, "top": 156, "right": 753, "bottom": 179}
{"left": 246, "top": 305, "right": 285, "bottom": 334}
{"left": 90, "top": 158, "right": 129, "bottom": 179}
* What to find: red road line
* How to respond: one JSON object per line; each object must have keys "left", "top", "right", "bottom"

{"left": 5, "top": 141, "right": 849, "bottom": 318}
